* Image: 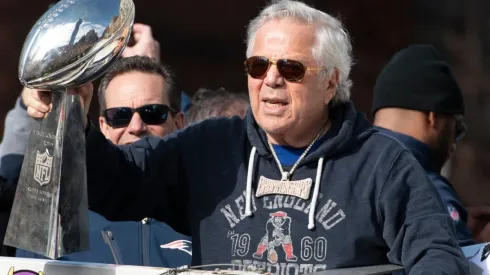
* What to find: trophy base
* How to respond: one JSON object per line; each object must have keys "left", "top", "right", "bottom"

{"left": 3, "top": 91, "right": 89, "bottom": 259}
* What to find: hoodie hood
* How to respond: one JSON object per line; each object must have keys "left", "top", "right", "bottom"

{"left": 245, "top": 101, "right": 376, "bottom": 164}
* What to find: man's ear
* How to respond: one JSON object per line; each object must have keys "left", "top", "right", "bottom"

{"left": 428, "top": 111, "right": 447, "bottom": 131}
{"left": 428, "top": 111, "right": 437, "bottom": 129}
{"left": 323, "top": 68, "right": 339, "bottom": 106}
{"left": 99, "top": 116, "right": 111, "bottom": 139}
{"left": 174, "top": 112, "right": 185, "bottom": 130}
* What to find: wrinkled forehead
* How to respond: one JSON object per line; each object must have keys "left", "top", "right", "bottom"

{"left": 252, "top": 19, "right": 317, "bottom": 60}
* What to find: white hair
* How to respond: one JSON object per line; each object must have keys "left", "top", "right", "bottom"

{"left": 246, "top": 0, "right": 353, "bottom": 105}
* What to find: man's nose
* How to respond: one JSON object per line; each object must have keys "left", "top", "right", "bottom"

{"left": 263, "top": 64, "right": 285, "bottom": 88}
{"left": 127, "top": 112, "right": 147, "bottom": 136}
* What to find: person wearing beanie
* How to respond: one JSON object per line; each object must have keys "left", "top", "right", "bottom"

{"left": 372, "top": 44, "right": 475, "bottom": 246}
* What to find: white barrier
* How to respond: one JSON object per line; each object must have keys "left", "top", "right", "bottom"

{"left": 0, "top": 258, "right": 406, "bottom": 275}
{"left": 0, "top": 244, "right": 487, "bottom": 275}
{"left": 467, "top": 243, "right": 490, "bottom": 275}
{"left": 0, "top": 257, "right": 257, "bottom": 275}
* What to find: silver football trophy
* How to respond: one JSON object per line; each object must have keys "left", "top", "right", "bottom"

{"left": 3, "top": 0, "right": 135, "bottom": 259}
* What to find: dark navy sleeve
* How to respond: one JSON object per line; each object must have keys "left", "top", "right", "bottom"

{"left": 427, "top": 173, "right": 475, "bottom": 247}
{"left": 379, "top": 150, "right": 469, "bottom": 275}
{"left": 85, "top": 121, "right": 190, "bottom": 235}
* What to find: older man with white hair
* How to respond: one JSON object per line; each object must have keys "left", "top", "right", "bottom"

{"left": 23, "top": 0, "right": 468, "bottom": 274}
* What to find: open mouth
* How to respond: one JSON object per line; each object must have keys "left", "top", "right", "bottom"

{"left": 263, "top": 98, "right": 288, "bottom": 108}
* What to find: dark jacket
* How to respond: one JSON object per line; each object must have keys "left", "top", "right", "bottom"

{"left": 16, "top": 212, "right": 192, "bottom": 267}
{"left": 84, "top": 102, "right": 469, "bottom": 274}
{"left": 375, "top": 126, "right": 475, "bottom": 247}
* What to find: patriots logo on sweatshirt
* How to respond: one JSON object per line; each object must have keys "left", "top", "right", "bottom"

{"left": 161, "top": 240, "right": 192, "bottom": 256}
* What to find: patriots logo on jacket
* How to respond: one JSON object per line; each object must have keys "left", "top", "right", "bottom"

{"left": 447, "top": 204, "right": 460, "bottom": 222}
{"left": 161, "top": 240, "right": 192, "bottom": 256}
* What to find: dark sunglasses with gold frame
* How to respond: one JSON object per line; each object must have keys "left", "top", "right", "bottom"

{"left": 244, "top": 56, "right": 326, "bottom": 82}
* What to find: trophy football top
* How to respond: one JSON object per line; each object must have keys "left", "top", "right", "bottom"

{"left": 18, "top": 0, "right": 135, "bottom": 90}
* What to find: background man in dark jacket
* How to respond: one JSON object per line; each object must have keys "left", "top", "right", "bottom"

{"left": 372, "top": 44, "right": 475, "bottom": 247}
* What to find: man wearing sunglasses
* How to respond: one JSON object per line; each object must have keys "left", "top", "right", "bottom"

{"left": 372, "top": 44, "right": 474, "bottom": 247}
{"left": 97, "top": 56, "right": 184, "bottom": 144}
{"left": 23, "top": 1, "right": 468, "bottom": 274}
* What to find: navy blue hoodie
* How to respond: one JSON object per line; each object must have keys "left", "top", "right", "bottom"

{"left": 85, "top": 102, "right": 468, "bottom": 274}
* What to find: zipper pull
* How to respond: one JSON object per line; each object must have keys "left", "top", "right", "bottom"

{"left": 142, "top": 218, "right": 149, "bottom": 224}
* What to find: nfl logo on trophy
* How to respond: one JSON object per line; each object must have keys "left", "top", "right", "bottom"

{"left": 34, "top": 150, "right": 53, "bottom": 187}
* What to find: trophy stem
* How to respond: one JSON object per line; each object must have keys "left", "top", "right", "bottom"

{"left": 4, "top": 90, "right": 89, "bottom": 259}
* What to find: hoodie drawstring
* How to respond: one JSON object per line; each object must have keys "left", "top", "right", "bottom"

{"left": 308, "top": 156, "right": 324, "bottom": 229}
{"left": 244, "top": 146, "right": 324, "bottom": 230}
{"left": 245, "top": 146, "right": 256, "bottom": 217}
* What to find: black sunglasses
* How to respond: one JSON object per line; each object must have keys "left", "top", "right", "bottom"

{"left": 103, "top": 104, "right": 177, "bottom": 128}
{"left": 244, "top": 56, "right": 326, "bottom": 82}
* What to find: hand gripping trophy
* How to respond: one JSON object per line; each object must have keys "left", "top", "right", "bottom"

{"left": 3, "top": 0, "right": 135, "bottom": 259}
